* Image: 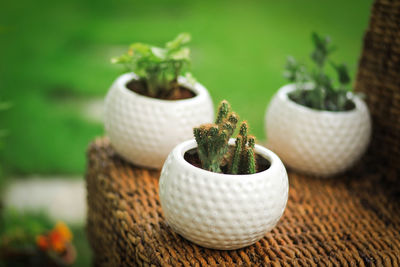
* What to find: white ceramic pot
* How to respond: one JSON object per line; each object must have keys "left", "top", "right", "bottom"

{"left": 159, "top": 139, "right": 289, "bottom": 250}
{"left": 265, "top": 84, "right": 371, "bottom": 177}
{"left": 104, "top": 73, "right": 214, "bottom": 169}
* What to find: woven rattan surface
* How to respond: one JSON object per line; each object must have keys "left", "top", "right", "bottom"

{"left": 355, "top": 0, "right": 400, "bottom": 170}
{"left": 86, "top": 138, "right": 400, "bottom": 267}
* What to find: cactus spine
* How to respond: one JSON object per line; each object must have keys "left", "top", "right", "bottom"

{"left": 194, "top": 100, "right": 257, "bottom": 174}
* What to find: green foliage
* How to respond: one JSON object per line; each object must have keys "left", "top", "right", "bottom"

{"left": 0, "top": 209, "right": 53, "bottom": 249}
{"left": 193, "top": 100, "right": 256, "bottom": 174}
{"left": 0, "top": 102, "right": 11, "bottom": 186}
{"left": 112, "top": 33, "right": 193, "bottom": 98}
{"left": 284, "top": 32, "right": 354, "bottom": 111}
{"left": 70, "top": 226, "right": 92, "bottom": 267}
{"left": 310, "top": 33, "right": 336, "bottom": 68}
{"left": 0, "top": 102, "right": 11, "bottom": 148}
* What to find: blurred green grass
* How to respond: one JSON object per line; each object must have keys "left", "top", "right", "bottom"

{"left": 0, "top": 0, "right": 372, "bottom": 175}
{"left": 71, "top": 225, "right": 92, "bottom": 267}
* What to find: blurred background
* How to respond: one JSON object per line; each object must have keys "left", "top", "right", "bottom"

{"left": 0, "top": 0, "right": 372, "bottom": 265}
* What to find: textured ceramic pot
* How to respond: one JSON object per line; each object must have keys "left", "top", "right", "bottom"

{"left": 104, "top": 73, "right": 214, "bottom": 169}
{"left": 159, "top": 139, "right": 289, "bottom": 250}
{"left": 265, "top": 84, "right": 371, "bottom": 177}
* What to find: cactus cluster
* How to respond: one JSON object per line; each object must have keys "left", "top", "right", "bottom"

{"left": 193, "top": 100, "right": 257, "bottom": 174}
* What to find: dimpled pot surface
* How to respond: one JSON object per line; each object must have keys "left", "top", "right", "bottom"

{"left": 104, "top": 73, "right": 214, "bottom": 169}
{"left": 265, "top": 84, "right": 371, "bottom": 177}
{"left": 159, "top": 139, "right": 289, "bottom": 250}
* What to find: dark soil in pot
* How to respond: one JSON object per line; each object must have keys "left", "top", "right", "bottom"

{"left": 127, "top": 79, "right": 195, "bottom": 100}
{"left": 184, "top": 147, "right": 271, "bottom": 174}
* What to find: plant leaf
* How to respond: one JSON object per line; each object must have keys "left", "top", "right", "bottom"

{"left": 110, "top": 54, "right": 132, "bottom": 64}
{"left": 331, "top": 62, "right": 351, "bottom": 85}
{"left": 184, "top": 72, "right": 196, "bottom": 85}
{"left": 150, "top": 46, "right": 167, "bottom": 60}
{"left": 170, "top": 47, "right": 190, "bottom": 61}
{"left": 166, "top": 33, "right": 191, "bottom": 50}
{"left": 129, "top": 42, "right": 151, "bottom": 54}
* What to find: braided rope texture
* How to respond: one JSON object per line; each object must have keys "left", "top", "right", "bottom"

{"left": 86, "top": 138, "right": 400, "bottom": 266}
{"left": 355, "top": 0, "right": 400, "bottom": 171}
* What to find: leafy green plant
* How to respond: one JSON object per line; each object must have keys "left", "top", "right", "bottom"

{"left": 0, "top": 209, "right": 53, "bottom": 250}
{"left": 193, "top": 100, "right": 257, "bottom": 174}
{"left": 284, "top": 32, "right": 354, "bottom": 111}
{"left": 0, "top": 209, "right": 76, "bottom": 267}
{"left": 112, "top": 33, "right": 194, "bottom": 99}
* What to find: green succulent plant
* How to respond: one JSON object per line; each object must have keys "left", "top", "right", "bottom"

{"left": 112, "top": 33, "right": 194, "bottom": 98}
{"left": 193, "top": 100, "right": 256, "bottom": 174}
{"left": 284, "top": 32, "right": 354, "bottom": 111}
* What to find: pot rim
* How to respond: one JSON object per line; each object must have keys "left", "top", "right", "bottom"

{"left": 115, "top": 72, "right": 208, "bottom": 105}
{"left": 169, "top": 138, "right": 283, "bottom": 181}
{"left": 277, "top": 83, "right": 367, "bottom": 115}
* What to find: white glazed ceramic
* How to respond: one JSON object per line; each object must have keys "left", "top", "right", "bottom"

{"left": 104, "top": 73, "right": 214, "bottom": 169}
{"left": 265, "top": 84, "right": 371, "bottom": 177}
{"left": 159, "top": 139, "right": 289, "bottom": 250}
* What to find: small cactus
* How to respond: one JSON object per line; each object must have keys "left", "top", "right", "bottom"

{"left": 193, "top": 100, "right": 257, "bottom": 174}
{"left": 229, "top": 122, "right": 256, "bottom": 174}
{"left": 194, "top": 100, "right": 238, "bottom": 173}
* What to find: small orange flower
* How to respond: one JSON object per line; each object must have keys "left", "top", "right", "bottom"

{"left": 36, "top": 235, "right": 49, "bottom": 250}
{"left": 35, "top": 221, "right": 73, "bottom": 253}
{"left": 54, "top": 221, "right": 73, "bottom": 242}
{"left": 49, "top": 230, "right": 65, "bottom": 252}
